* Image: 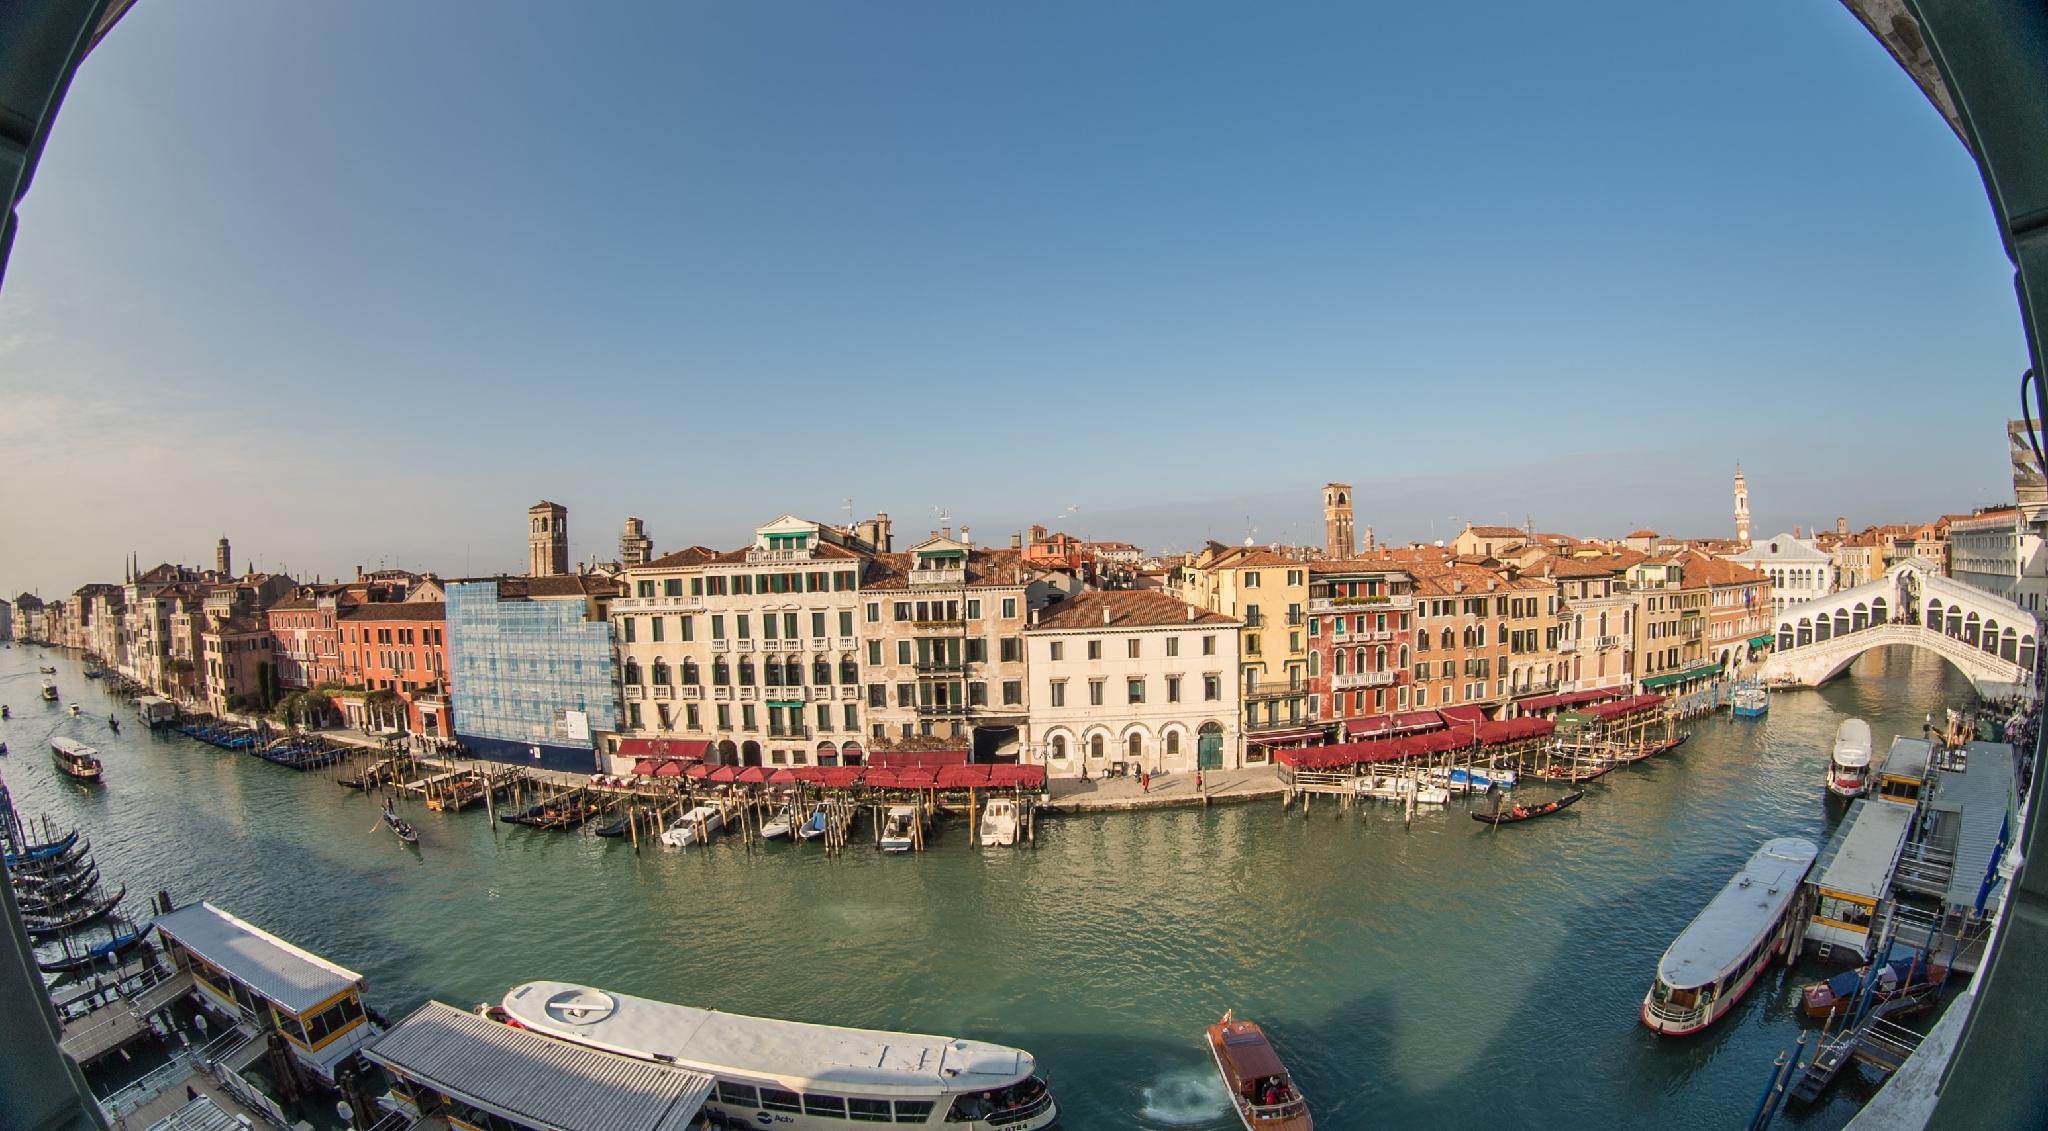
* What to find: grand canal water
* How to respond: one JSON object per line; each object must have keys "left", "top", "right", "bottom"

{"left": 0, "top": 643, "right": 1973, "bottom": 1129}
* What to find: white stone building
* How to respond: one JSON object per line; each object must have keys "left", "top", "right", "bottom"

{"left": 1025, "top": 590, "right": 1242, "bottom": 779}
{"left": 1729, "top": 531, "right": 1835, "bottom": 613}
{"left": 1947, "top": 508, "right": 2048, "bottom": 623}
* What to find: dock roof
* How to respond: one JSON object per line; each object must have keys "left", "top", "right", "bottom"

{"left": 1883, "top": 736, "right": 1935, "bottom": 782}
{"left": 367, "top": 1002, "right": 712, "bottom": 1131}
{"left": 152, "top": 901, "right": 363, "bottom": 1015}
{"left": 1657, "top": 838, "right": 1817, "bottom": 990}
{"left": 1932, "top": 742, "right": 2019, "bottom": 912}
{"left": 1811, "top": 799, "right": 1914, "bottom": 901}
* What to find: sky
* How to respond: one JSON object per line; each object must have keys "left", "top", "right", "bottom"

{"left": 0, "top": 1, "right": 2028, "bottom": 596}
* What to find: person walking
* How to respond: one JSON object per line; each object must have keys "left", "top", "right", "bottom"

{"left": 1140, "top": 770, "right": 1150, "bottom": 793}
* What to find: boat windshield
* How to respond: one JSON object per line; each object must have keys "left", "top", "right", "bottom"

{"left": 944, "top": 1075, "right": 1052, "bottom": 1124}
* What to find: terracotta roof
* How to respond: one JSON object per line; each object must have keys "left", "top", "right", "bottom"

{"left": 475, "top": 575, "right": 623, "bottom": 599}
{"left": 1308, "top": 559, "right": 1412, "bottom": 579}
{"left": 1466, "top": 526, "right": 1523, "bottom": 538}
{"left": 861, "top": 549, "right": 1029, "bottom": 590}
{"left": 638, "top": 546, "right": 722, "bottom": 570}
{"left": 1029, "top": 590, "right": 1235, "bottom": 631}
{"left": 1528, "top": 554, "right": 1618, "bottom": 579}
{"left": 1626, "top": 529, "right": 1659, "bottom": 539}
{"left": 1664, "top": 551, "right": 1765, "bottom": 589}
{"left": 342, "top": 601, "right": 447, "bottom": 623}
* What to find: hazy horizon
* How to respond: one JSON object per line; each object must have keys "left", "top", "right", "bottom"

{"left": 0, "top": 1, "right": 2026, "bottom": 597}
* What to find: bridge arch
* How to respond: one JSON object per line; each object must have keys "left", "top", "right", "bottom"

{"left": 1763, "top": 561, "right": 2036, "bottom": 698}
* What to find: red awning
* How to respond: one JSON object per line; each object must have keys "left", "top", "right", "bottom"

{"left": 736, "top": 766, "right": 771, "bottom": 784}
{"left": 1438, "top": 705, "right": 1487, "bottom": 726}
{"left": 816, "top": 766, "right": 863, "bottom": 788}
{"left": 1515, "top": 688, "right": 1625, "bottom": 713}
{"left": 1586, "top": 693, "right": 1666, "bottom": 720}
{"left": 653, "top": 759, "right": 687, "bottom": 777}
{"left": 935, "top": 765, "right": 993, "bottom": 789}
{"left": 1247, "top": 727, "right": 1325, "bottom": 746}
{"left": 768, "top": 768, "right": 801, "bottom": 784}
{"left": 985, "top": 764, "right": 1046, "bottom": 789}
{"left": 869, "top": 749, "right": 969, "bottom": 769}
{"left": 897, "top": 768, "right": 939, "bottom": 789}
{"left": 615, "top": 738, "right": 711, "bottom": 760}
{"left": 684, "top": 763, "right": 715, "bottom": 779}
{"left": 1283, "top": 740, "right": 1410, "bottom": 770}
{"left": 1475, "top": 717, "right": 1555, "bottom": 745}
{"left": 631, "top": 758, "right": 661, "bottom": 776}
{"left": 864, "top": 767, "right": 900, "bottom": 788}
{"left": 708, "top": 765, "right": 740, "bottom": 783}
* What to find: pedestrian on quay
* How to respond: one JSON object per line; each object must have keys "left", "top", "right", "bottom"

{"left": 1141, "top": 770, "right": 1150, "bottom": 793}
{"left": 1195, "top": 769, "right": 1205, "bottom": 794}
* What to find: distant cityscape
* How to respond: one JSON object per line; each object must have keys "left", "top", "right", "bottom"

{"left": 7, "top": 452, "right": 2043, "bottom": 780}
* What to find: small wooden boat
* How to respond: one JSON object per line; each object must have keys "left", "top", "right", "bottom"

{"left": 798, "top": 801, "right": 831, "bottom": 841}
{"left": 1472, "top": 789, "right": 1585, "bottom": 826}
{"left": 38, "top": 665, "right": 56, "bottom": 674}
{"left": 50, "top": 737, "right": 104, "bottom": 784}
{"left": 1530, "top": 760, "right": 1613, "bottom": 784}
{"left": 106, "top": 715, "right": 120, "bottom": 734}
{"left": 1800, "top": 953, "right": 1945, "bottom": 1019}
{"left": 1207, "top": 1011, "right": 1311, "bottom": 1130}
{"left": 760, "top": 804, "right": 795, "bottom": 840}
{"left": 12, "top": 839, "right": 92, "bottom": 881}
{"left": 593, "top": 811, "right": 634, "bottom": 838}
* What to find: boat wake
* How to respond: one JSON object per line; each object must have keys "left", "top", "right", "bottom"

{"left": 1137, "top": 1066, "right": 1230, "bottom": 1126}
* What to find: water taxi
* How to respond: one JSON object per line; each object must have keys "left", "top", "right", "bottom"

{"left": 1827, "top": 719, "right": 1875, "bottom": 799}
{"left": 40, "top": 680, "right": 58, "bottom": 702}
{"left": 659, "top": 804, "right": 723, "bottom": 848}
{"left": 50, "top": 736, "right": 104, "bottom": 783}
{"left": 1641, "top": 836, "right": 1818, "bottom": 1036}
{"left": 1206, "top": 1011, "right": 1311, "bottom": 1130}
{"left": 1731, "top": 681, "right": 1768, "bottom": 718}
{"left": 980, "top": 797, "right": 1019, "bottom": 846}
{"left": 499, "top": 981, "right": 1059, "bottom": 1130}
{"left": 881, "top": 805, "right": 919, "bottom": 851}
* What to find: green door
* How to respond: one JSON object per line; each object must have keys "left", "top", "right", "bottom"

{"left": 1197, "top": 732, "right": 1224, "bottom": 770}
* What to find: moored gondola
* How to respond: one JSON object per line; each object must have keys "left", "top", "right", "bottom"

{"left": 37, "top": 927, "right": 147, "bottom": 973}
{"left": 24, "top": 885, "right": 126, "bottom": 939}
{"left": 3, "top": 828, "right": 80, "bottom": 867}
{"left": 1472, "top": 790, "right": 1585, "bottom": 826}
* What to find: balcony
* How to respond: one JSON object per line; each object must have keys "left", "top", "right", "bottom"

{"left": 680, "top": 685, "right": 703, "bottom": 700}
{"left": 652, "top": 685, "right": 675, "bottom": 700}
{"left": 1335, "top": 629, "right": 1398, "bottom": 644}
{"left": 738, "top": 686, "right": 760, "bottom": 701}
{"left": 837, "top": 636, "right": 858, "bottom": 650}
{"left": 745, "top": 547, "right": 816, "bottom": 564}
{"left": 1244, "top": 678, "right": 1305, "bottom": 699}
{"left": 915, "top": 702, "right": 967, "bottom": 717}
{"left": 1310, "top": 594, "right": 1414, "bottom": 615}
{"left": 908, "top": 566, "right": 966, "bottom": 587}
{"left": 709, "top": 639, "right": 731, "bottom": 653}
{"left": 1244, "top": 612, "right": 1266, "bottom": 628}
{"left": 735, "top": 639, "right": 756, "bottom": 652}
{"left": 911, "top": 619, "right": 959, "bottom": 633}
{"left": 914, "top": 660, "right": 966, "bottom": 675}
{"left": 615, "top": 595, "right": 702, "bottom": 611}
{"left": 810, "top": 637, "right": 832, "bottom": 652}
{"left": 623, "top": 685, "right": 645, "bottom": 701}
{"left": 712, "top": 686, "right": 733, "bottom": 701}
{"left": 1332, "top": 670, "right": 1396, "bottom": 690}
{"left": 768, "top": 724, "right": 812, "bottom": 739}
{"left": 1245, "top": 714, "right": 1315, "bottom": 735}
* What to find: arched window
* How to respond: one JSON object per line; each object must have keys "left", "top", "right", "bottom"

{"left": 680, "top": 658, "right": 699, "bottom": 686}
{"left": 1399, "top": 645, "right": 1409, "bottom": 667}
{"left": 624, "top": 659, "right": 643, "bottom": 685}
{"left": 813, "top": 660, "right": 832, "bottom": 685}
{"left": 1375, "top": 646, "right": 1387, "bottom": 672}
{"left": 1870, "top": 596, "right": 1888, "bottom": 624}
{"left": 763, "top": 660, "right": 781, "bottom": 687}
{"left": 1089, "top": 734, "right": 1105, "bottom": 761}
{"left": 1334, "top": 651, "right": 1346, "bottom": 676}
{"left": 1308, "top": 652, "right": 1321, "bottom": 677}
{"left": 2021, "top": 635, "right": 2037, "bottom": 671}
{"left": 1853, "top": 602, "right": 1869, "bottom": 632}
{"left": 738, "top": 659, "right": 755, "bottom": 686}
{"left": 840, "top": 658, "right": 859, "bottom": 684}
{"left": 1797, "top": 618, "right": 1813, "bottom": 647}
{"left": 2000, "top": 627, "right": 2019, "bottom": 663}
{"left": 712, "top": 658, "right": 729, "bottom": 686}
{"left": 1441, "top": 627, "right": 1453, "bottom": 650}
{"left": 1779, "top": 626, "right": 1795, "bottom": 651}
{"left": 651, "top": 659, "right": 670, "bottom": 686}
{"left": 1964, "top": 612, "right": 1981, "bottom": 647}
{"left": 1948, "top": 607, "right": 1964, "bottom": 637}
{"left": 1166, "top": 731, "right": 1181, "bottom": 756}
{"left": 1050, "top": 735, "right": 1068, "bottom": 761}
{"left": 1833, "top": 610, "right": 1850, "bottom": 638}
{"left": 1814, "top": 616, "right": 1832, "bottom": 643}
{"left": 1981, "top": 619, "right": 2001, "bottom": 654}
{"left": 1128, "top": 732, "right": 1143, "bottom": 759}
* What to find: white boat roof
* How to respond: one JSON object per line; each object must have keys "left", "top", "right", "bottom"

{"left": 1832, "top": 719, "right": 1873, "bottom": 766}
{"left": 1883, "top": 737, "right": 1934, "bottom": 781}
{"left": 1657, "top": 838, "right": 1817, "bottom": 990}
{"left": 153, "top": 901, "right": 364, "bottom": 1015}
{"left": 502, "top": 981, "right": 1034, "bottom": 1096}
{"left": 50, "top": 737, "right": 98, "bottom": 757}
{"left": 1811, "top": 800, "right": 1914, "bottom": 901}
{"left": 368, "top": 1002, "right": 712, "bottom": 1131}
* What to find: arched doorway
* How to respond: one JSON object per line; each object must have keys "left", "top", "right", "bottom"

{"left": 840, "top": 741, "right": 863, "bottom": 767}
{"left": 740, "top": 740, "right": 762, "bottom": 767}
{"left": 1197, "top": 721, "right": 1225, "bottom": 770}
{"left": 816, "top": 740, "right": 838, "bottom": 766}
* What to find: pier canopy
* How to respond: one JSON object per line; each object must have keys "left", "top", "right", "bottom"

{"left": 869, "top": 749, "right": 969, "bottom": 768}
{"left": 1583, "top": 694, "right": 1666, "bottom": 721}
{"left": 1345, "top": 710, "right": 1443, "bottom": 739}
{"left": 1475, "top": 717, "right": 1554, "bottom": 745}
{"left": 1930, "top": 742, "right": 2020, "bottom": 915}
{"left": 368, "top": 1002, "right": 713, "bottom": 1131}
{"left": 1513, "top": 688, "right": 1625, "bottom": 714}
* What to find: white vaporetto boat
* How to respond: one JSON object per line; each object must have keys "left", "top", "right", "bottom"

{"left": 1641, "top": 836, "right": 1818, "bottom": 1036}
{"left": 1828, "top": 719, "right": 1875, "bottom": 799}
{"left": 500, "top": 981, "right": 1059, "bottom": 1130}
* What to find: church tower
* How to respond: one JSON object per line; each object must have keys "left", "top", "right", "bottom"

{"left": 529, "top": 501, "right": 569, "bottom": 576}
{"left": 216, "top": 536, "right": 231, "bottom": 578}
{"left": 619, "top": 517, "right": 653, "bottom": 567}
{"left": 1323, "top": 484, "right": 1356, "bottom": 560}
{"left": 1734, "top": 467, "right": 1751, "bottom": 548}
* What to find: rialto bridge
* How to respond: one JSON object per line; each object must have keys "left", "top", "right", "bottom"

{"left": 1758, "top": 561, "right": 2037, "bottom": 699}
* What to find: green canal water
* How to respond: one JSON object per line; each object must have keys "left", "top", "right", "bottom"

{"left": 0, "top": 644, "right": 1971, "bottom": 1130}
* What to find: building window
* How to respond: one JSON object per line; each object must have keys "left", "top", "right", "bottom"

{"left": 623, "top": 618, "right": 636, "bottom": 644}
{"left": 1002, "top": 680, "right": 1022, "bottom": 706}
{"left": 1000, "top": 637, "right": 1022, "bottom": 663}
{"left": 1051, "top": 681, "right": 1067, "bottom": 707}
{"left": 1050, "top": 642, "right": 1064, "bottom": 661}
{"left": 1089, "top": 680, "right": 1105, "bottom": 706}
{"left": 1167, "top": 675, "right": 1182, "bottom": 703}
{"left": 1204, "top": 674, "right": 1221, "bottom": 701}
{"left": 1002, "top": 598, "right": 1017, "bottom": 619}
{"left": 844, "top": 703, "right": 858, "bottom": 730}
{"left": 1203, "top": 635, "right": 1216, "bottom": 656}
{"left": 1127, "top": 678, "right": 1145, "bottom": 704}
{"left": 1087, "top": 640, "right": 1102, "bottom": 660}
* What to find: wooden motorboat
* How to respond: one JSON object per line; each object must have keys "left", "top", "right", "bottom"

{"left": 1207, "top": 1012, "right": 1311, "bottom": 1130}
{"left": 41, "top": 681, "right": 59, "bottom": 702}
{"left": 1472, "top": 789, "right": 1585, "bottom": 826}
{"left": 1529, "top": 761, "right": 1614, "bottom": 784}
{"left": 1800, "top": 953, "right": 1945, "bottom": 1019}
{"left": 798, "top": 800, "right": 831, "bottom": 841}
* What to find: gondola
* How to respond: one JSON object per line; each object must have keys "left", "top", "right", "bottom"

{"left": 1472, "top": 789, "right": 1586, "bottom": 826}
{"left": 37, "top": 928, "right": 147, "bottom": 973}
{"left": 16, "top": 863, "right": 102, "bottom": 912}
{"left": 13, "top": 843, "right": 93, "bottom": 886}
{"left": 383, "top": 807, "right": 420, "bottom": 845}
{"left": 3, "top": 829, "right": 80, "bottom": 867}
{"left": 24, "top": 886, "right": 125, "bottom": 939}
{"left": 593, "top": 812, "right": 633, "bottom": 838}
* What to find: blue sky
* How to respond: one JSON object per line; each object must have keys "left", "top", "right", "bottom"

{"left": 0, "top": 1, "right": 2026, "bottom": 594}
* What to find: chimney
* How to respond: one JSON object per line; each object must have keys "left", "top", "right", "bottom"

{"left": 960, "top": 526, "right": 972, "bottom": 545}
{"left": 1186, "top": 605, "right": 1195, "bottom": 622}
{"left": 1011, "top": 532, "right": 1023, "bottom": 550}
{"left": 1102, "top": 607, "right": 1111, "bottom": 625}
